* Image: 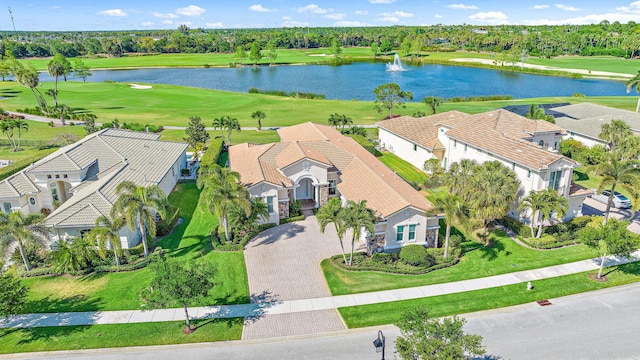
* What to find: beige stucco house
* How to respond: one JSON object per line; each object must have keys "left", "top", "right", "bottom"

{"left": 229, "top": 122, "right": 441, "bottom": 251}
{"left": 0, "top": 129, "right": 187, "bottom": 249}
{"left": 378, "top": 109, "right": 593, "bottom": 226}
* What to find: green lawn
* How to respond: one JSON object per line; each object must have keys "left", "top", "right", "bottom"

{"left": 0, "top": 120, "right": 86, "bottom": 162}
{"left": 322, "top": 231, "right": 598, "bottom": 295}
{"left": 339, "top": 262, "right": 640, "bottom": 328}
{"left": 573, "top": 167, "right": 634, "bottom": 200}
{"left": 20, "top": 182, "right": 249, "bottom": 313}
{"left": 378, "top": 151, "right": 428, "bottom": 184}
{"left": 525, "top": 55, "right": 640, "bottom": 75}
{"left": 0, "top": 317, "right": 243, "bottom": 354}
{"left": 160, "top": 129, "right": 280, "bottom": 145}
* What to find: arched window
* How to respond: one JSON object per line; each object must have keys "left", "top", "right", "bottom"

{"left": 538, "top": 140, "right": 545, "bottom": 147}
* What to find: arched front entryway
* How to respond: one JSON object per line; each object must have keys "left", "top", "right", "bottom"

{"left": 293, "top": 174, "right": 319, "bottom": 208}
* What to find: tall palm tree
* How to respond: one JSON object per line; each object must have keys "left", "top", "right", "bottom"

{"left": 110, "top": 181, "right": 168, "bottom": 258}
{"left": 431, "top": 193, "right": 466, "bottom": 259}
{"left": 617, "top": 135, "right": 640, "bottom": 161}
{"left": 598, "top": 119, "right": 632, "bottom": 151}
{"left": 0, "top": 211, "right": 47, "bottom": 271}
{"left": 328, "top": 113, "right": 342, "bottom": 129}
{"left": 13, "top": 118, "right": 28, "bottom": 151}
{"left": 625, "top": 70, "right": 640, "bottom": 112}
{"left": 0, "top": 119, "right": 17, "bottom": 151}
{"left": 588, "top": 153, "right": 640, "bottom": 225}
{"left": 228, "top": 197, "right": 269, "bottom": 230}
{"left": 197, "top": 165, "right": 250, "bottom": 241}
{"left": 518, "top": 189, "right": 568, "bottom": 238}
{"left": 339, "top": 114, "right": 353, "bottom": 132}
{"left": 251, "top": 110, "right": 266, "bottom": 131}
{"left": 444, "top": 159, "right": 478, "bottom": 202}
{"left": 87, "top": 215, "right": 125, "bottom": 266}
{"left": 469, "top": 161, "right": 520, "bottom": 242}
{"left": 422, "top": 96, "right": 443, "bottom": 115}
{"left": 342, "top": 200, "right": 376, "bottom": 266}
{"left": 212, "top": 116, "right": 228, "bottom": 146}
{"left": 12, "top": 62, "right": 48, "bottom": 115}
{"left": 525, "top": 104, "right": 554, "bottom": 123}
{"left": 316, "top": 197, "right": 348, "bottom": 264}
{"left": 47, "top": 54, "right": 71, "bottom": 107}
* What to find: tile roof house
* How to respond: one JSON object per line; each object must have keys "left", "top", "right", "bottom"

{"left": 229, "top": 122, "right": 441, "bottom": 251}
{"left": 378, "top": 109, "right": 592, "bottom": 224}
{"left": 0, "top": 129, "right": 187, "bottom": 249}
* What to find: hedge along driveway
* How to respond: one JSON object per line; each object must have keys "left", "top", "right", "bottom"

{"left": 322, "top": 231, "right": 598, "bottom": 296}
{"left": 20, "top": 182, "right": 249, "bottom": 314}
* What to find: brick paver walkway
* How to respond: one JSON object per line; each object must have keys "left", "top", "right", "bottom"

{"left": 242, "top": 215, "right": 361, "bottom": 339}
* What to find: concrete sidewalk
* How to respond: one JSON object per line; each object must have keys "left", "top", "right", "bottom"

{"left": 2, "top": 251, "right": 637, "bottom": 329}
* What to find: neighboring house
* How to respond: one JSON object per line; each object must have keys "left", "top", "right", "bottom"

{"left": 378, "top": 109, "right": 592, "bottom": 224}
{"left": 0, "top": 129, "right": 187, "bottom": 249}
{"left": 504, "top": 103, "right": 640, "bottom": 148}
{"left": 229, "top": 122, "right": 441, "bottom": 251}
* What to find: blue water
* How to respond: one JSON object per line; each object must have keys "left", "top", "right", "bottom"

{"left": 43, "top": 62, "right": 633, "bottom": 101}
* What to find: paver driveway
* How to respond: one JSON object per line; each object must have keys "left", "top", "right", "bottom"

{"left": 242, "top": 214, "right": 363, "bottom": 339}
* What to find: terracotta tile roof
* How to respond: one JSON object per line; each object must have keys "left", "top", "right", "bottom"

{"left": 232, "top": 123, "right": 434, "bottom": 217}
{"left": 569, "top": 183, "right": 594, "bottom": 197}
{"left": 275, "top": 142, "right": 331, "bottom": 169}
{"left": 377, "top": 111, "right": 469, "bottom": 150}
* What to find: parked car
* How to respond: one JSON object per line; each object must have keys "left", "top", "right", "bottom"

{"left": 591, "top": 190, "right": 632, "bottom": 209}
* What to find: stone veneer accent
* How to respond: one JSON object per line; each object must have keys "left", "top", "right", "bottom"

{"left": 319, "top": 185, "right": 328, "bottom": 207}
{"left": 279, "top": 200, "right": 289, "bottom": 218}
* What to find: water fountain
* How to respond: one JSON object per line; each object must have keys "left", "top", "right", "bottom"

{"left": 386, "top": 53, "right": 407, "bottom": 72}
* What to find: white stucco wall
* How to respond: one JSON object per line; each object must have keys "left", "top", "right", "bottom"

{"left": 563, "top": 132, "right": 606, "bottom": 148}
{"left": 378, "top": 128, "right": 435, "bottom": 171}
{"left": 384, "top": 207, "right": 428, "bottom": 250}
{"left": 249, "top": 182, "right": 281, "bottom": 224}
{"left": 158, "top": 153, "right": 186, "bottom": 195}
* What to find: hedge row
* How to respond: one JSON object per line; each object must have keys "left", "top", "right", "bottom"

{"left": 94, "top": 257, "right": 151, "bottom": 273}
{"left": 328, "top": 250, "right": 460, "bottom": 275}
{"left": 0, "top": 149, "right": 56, "bottom": 182}
{"left": 200, "top": 137, "right": 224, "bottom": 169}
{"left": 348, "top": 134, "right": 382, "bottom": 157}
{"left": 212, "top": 223, "right": 277, "bottom": 251}
{"left": 279, "top": 215, "right": 305, "bottom": 225}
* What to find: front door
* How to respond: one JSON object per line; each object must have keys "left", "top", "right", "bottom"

{"left": 296, "top": 179, "right": 312, "bottom": 200}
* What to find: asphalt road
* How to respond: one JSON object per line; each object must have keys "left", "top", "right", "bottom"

{"left": 7, "top": 283, "right": 640, "bottom": 360}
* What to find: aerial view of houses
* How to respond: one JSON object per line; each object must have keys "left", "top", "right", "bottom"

{"left": 0, "top": 1, "right": 640, "bottom": 359}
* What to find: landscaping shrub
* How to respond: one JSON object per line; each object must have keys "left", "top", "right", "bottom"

{"left": 17, "top": 266, "right": 61, "bottom": 278}
{"left": 399, "top": 244, "right": 431, "bottom": 266}
{"left": 329, "top": 251, "right": 459, "bottom": 275}
{"left": 519, "top": 215, "right": 596, "bottom": 249}
{"left": 199, "top": 137, "right": 224, "bottom": 170}
{"left": 121, "top": 122, "right": 163, "bottom": 133}
{"left": 289, "top": 199, "right": 302, "bottom": 217}
{"left": 498, "top": 216, "right": 530, "bottom": 238}
{"left": 156, "top": 206, "right": 180, "bottom": 237}
{"left": 445, "top": 95, "right": 513, "bottom": 102}
{"left": 212, "top": 223, "right": 276, "bottom": 251}
{"left": 94, "top": 257, "right": 151, "bottom": 273}
{"left": 280, "top": 215, "right": 305, "bottom": 224}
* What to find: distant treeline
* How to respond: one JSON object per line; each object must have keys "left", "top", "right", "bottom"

{"left": 248, "top": 88, "right": 326, "bottom": 99}
{"left": 446, "top": 95, "right": 514, "bottom": 103}
{"left": 2, "top": 21, "right": 640, "bottom": 60}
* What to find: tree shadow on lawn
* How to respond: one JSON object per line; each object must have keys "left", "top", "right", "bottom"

{"left": 14, "top": 324, "right": 91, "bottom": 346}
{"left": 192, "top": 317, "right": 241, "bottom": 332}
{"left": 22, "top": 294, "right": 105, "bottom": 314}
{"left": 462, "top": 237, "right": 507, "bottom": 262}
{"left": 603, "top": 261, "right": 640, "bottom": 277}
{"left": 164, "top": 235, "right": 212, "bottom": 259}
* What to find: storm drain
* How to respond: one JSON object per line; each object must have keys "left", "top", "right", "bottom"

{"left": 536, "top": 299, "right": 552, "bottom": 306}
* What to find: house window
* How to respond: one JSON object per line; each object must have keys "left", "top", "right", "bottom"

{"left": 408, "top": 224, "right": 417, "bottom": 242}
{"left": 512, "top": 163, "right": 516, "bottom": 171}
{"left": 328, "top": 179, "right": 337, "bottom": 195}
{"left": 413, "top": 144, "right": 417, "bottom": 151}
{"left": 55, "top": 174, "right": 60, "bottom": 179}
{"left": 267, "top": 196, "right": 274, "bottom": 213}
{"left": 302, "top": 160, "right": 310, "bottom": 171}
{"left": 50, "top": 182, "right": 59, "bottom": 201}
{"left": 47, "top": 175, "right": 52, "bottom": 179}
{"left": 454, "top": 140, "right": 457, "bottom": 148}
{"left": 527, "top": 169, "right": 531, "bottom": 179}
{"left": 396, "top": 225, "right": 405, "bottom": 242}
{"left": 443, "top": 158, "right": 447, "bottom": 170}
{"left": 29, "top": 197, "right": 36, "bottom": 206}
{"left": 464, "top": 144, "right": 468, "bottom": 152}
{"left": 79, "top": 229, "right": 92, "bottom": 238}
{"left": 3, "top": 202, "right": 11, "bottom": 214}
{"left": 553, "top": 142, "right": 558, "bottom": 150}
{"left": 538, "top": 140, "right": 545, "bottom": 147}
{"left": 549, "top": 170, "right": 562, "bottom": 191}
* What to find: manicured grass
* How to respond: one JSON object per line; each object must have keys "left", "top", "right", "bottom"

{"left": 573, "top": 167, "right": 634, "bottom": 200}
{"left": 378, "top": 151, "right": 428, "bottom": 184}
{"left": 0, "top": 317, "right": 243, "bottom": 354}
{"left": 20, "top": 182, "right": 249, "bottom": 313}
{"left": 322, "top": 231, "right": 598, "bottom": 295}
{"left": 0, "top": 120, "right": 86, "bottom": 161}
{"left": 160, "top": 129, "right": 280, "bottom": 145}
{"left": 525, "top": 55, "right": 639, "bottom": 76}
{"left": 339, "top": 261, "right": 640, "bottom": 328}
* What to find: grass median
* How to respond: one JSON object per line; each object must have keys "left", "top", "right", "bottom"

{"left": 322, "top": 231, "right": 597, "bottom": 296}
{"left": 0, "top": 317, "right": 243, "bottom": 354}
{"left": 339, "top": 261, "right": 640, "bottom": 328}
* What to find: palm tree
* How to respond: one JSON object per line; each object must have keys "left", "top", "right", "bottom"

{"left": 588, "top": 153, "right": 640, "bottom": 225}
{"left": 339, "top": 114, "right": 353, "bottom": 132}
{"left": 225, "top": 117, "right": 241, "bottom": 146}
{"left": 469, "top": 161, "right": 520, "bottom": 243}
{"left": 518, "top": 189, "right": 568, "bottom": 238}
{"left": 316, "top": 197, "right": 348, "bottom": 264}
{"left": 422, "top": 96, "right": 443, "bottom": 115}
{"left": 47, "top": 54, "right": 71, "bottom": 107}
{"left": 625, "top": 70, "right": 640, "bottom": 112}
{"left": 228, "top": 197, "right": 269, "bottom": 230}
{"left": 12, "top": 62, "right": 48, "bottom": 115}
{"left": 50, "top": 236, "right": 96, "bottom": 273}
{"left": 617, "top": 135, "right": 640, "bottom": 161}
{"left": 212, "top": 116, "right": 228, "bottom": 146}
{"left": 598, "top": 119, "right": 632, "bottom": 151}
{"left": 197, "top": 165, "right": 250, "bottom": 241}
{"left": 13, "top": 118, "right": 28, "bottom": 151}
{"left": 432, "top": 193, "right": 466, "bottom": 259}
{"left": 87, "top": 215, "right": 125, "bottom": 266}
{"left": 0, "top": 119, "right": 17, "bottom": 151}
{"left": 525, "top": 104, "right": 554, "bottom": 123}
{"left": 0, "top": 211, "right": 47, "bottom": 271}
{"left": 328, "top": 113, "right": 342, "bottom": 129}
{"left": 212, "top": 116, "right": 241, "bottom": 147}
{"left": 110, "top": 181, "right": 169, "bottom": 258}
{"left": 444, "top": 159, "right": 478, "bottom": 202}
{"left": 342, "top": 200, "right": 376, "bottom": 266}
{"left": 251, "top": 110, "right": 266, "bottom": 131}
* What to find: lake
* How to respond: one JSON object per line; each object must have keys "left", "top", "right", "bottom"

{"left": 44, "top": 62, "right": 633, "bottom": 101}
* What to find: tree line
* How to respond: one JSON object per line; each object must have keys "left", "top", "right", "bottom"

{"left": 2, "top": 21, "right": 640, "bottom": 59}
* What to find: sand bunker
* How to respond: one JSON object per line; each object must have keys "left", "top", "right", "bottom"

{"left": 129, "top": 84, "right": 153, "bottom": 89}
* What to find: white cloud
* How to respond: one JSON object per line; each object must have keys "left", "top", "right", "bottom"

{"left": 434, "top": 14, "right": 443, "bottom": 18}
{"left": 50, "top": 5, "right": 61, "bottom": 10}
{"left": 153, "top": 12, "right": 179, "bottom": 19}
{"left": 469, "top": 11, "right": 508, "bottom": 23}
{"left": 175, "top": 5, "right": 206, "bottom": 17}
{"left": 355, "top": 10, "right": 369, "bottom": 15}
{"left": 380, "top": 11, "right": 413, "bottom": 18}
{"left": 297, "top": 4, "right": 331, "bottom": 14}
{"left": 447, "top": 4, "right": 478, "bottom": 10}
{"left": 369, "top": 0, "right": 396, "bottom": 3}
{"left": 616, "top": 1, "right": 640, "bottom": 12}
{"left": 141, "top": 21, "right": 154, "bottom": 27}
{"left": 206, "top": 22, "right": 224, "bottom": 28}
{"left": 98, "top": 9, "right": 127, "bottom": 17}
{"left": 249, "top": 4, "right": 276, "bottom": 12}
{"left": 335, "top": 20, "right": 368, "bottom": 26}
{"left": 325, "top": 13, "right": 347, "bottom": 20}
{"left": 282, "top": 18, "right": 309, "bottom": 27}
{"left": 555, "top": 3, "right": 581, "bottom": 11}
{"left": 525, "top": 12, "right": 640, "bottom": 25}
{"left": 161, "top": 20, "right": 174, "bottom": 25}
{"left": 532, "top": 4, "right": 549, "bottom": 9}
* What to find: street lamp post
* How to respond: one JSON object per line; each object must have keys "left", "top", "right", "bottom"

{"left": 372, "top": 330, "right": 385, "bottom": 360}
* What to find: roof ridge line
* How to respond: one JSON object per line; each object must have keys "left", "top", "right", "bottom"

{"left": 49, "top": 203, "right": 91, "bottom": 227}
{"left": 63, "top": 152, "right": 82, "bottom": 170}
{"left": 96, "top": 134, "right": 127, "bottom": 162}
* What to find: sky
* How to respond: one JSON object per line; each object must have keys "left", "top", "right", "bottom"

{"left": 4, "top": 1, "right": 640, "bottom": 31}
